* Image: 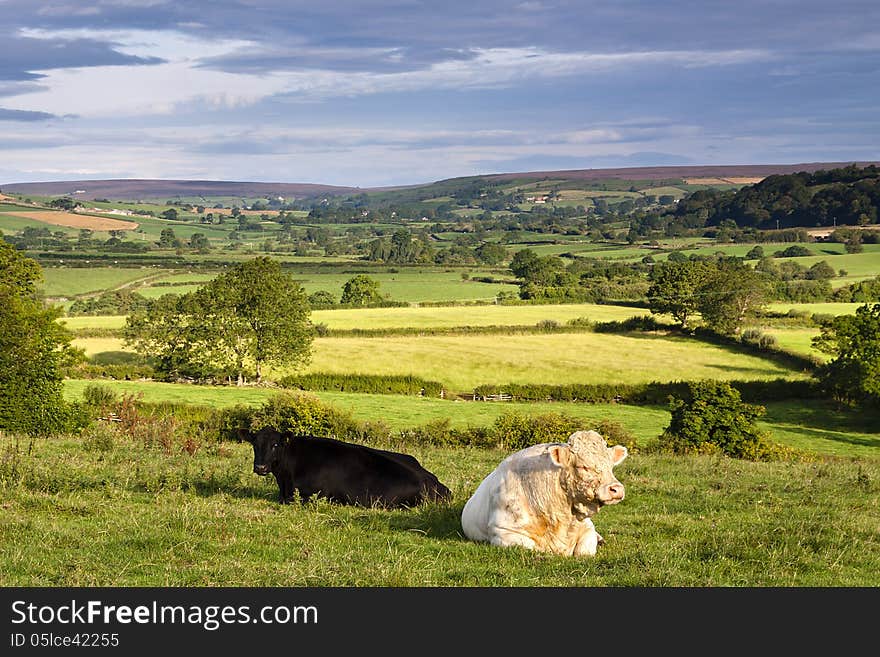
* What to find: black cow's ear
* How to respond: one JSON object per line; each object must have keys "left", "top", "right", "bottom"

{"left": 236, "top": 427, "right": 251, "bottom": 443}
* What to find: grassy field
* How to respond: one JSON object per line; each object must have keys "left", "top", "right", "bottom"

{"left": 71, "top": 331, "right": 809, "bottom": 392}
{"left": 2, "top": 427, "right": 877, "bottom": 586}
{"left": 60, "top": 303, "right": 652, "bottom": 332}
{"left": 60, "top": 380, "right": 880, "bottom": 458}
{"left": 40, "top": 267, "right": 159, "bottom": 297}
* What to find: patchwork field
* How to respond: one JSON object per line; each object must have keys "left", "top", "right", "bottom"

{"left": 4, "top": 210, "right": 139, "bottom": 231}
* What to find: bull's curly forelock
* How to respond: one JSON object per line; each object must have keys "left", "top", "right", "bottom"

{"left": 567, "top": 430, "right": 605, "bottom": 460}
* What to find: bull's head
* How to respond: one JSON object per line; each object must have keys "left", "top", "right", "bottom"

{"left": 549, "top": 430, "right": 628, "bottom": 516}
{"left": 243, "top": 427, "right": 285, "bottom": 476}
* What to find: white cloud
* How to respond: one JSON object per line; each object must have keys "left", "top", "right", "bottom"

{"left": 3, "top": 26, "right": 774, "bottom": 118}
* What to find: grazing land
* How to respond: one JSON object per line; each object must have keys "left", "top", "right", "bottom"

{"left": 71, "top": 331, "right": 809, "bottom": 392}
{"left": 2, "top": 431, "right": 877, "bottom": 586}
{"left": 3, "top": 163, "right": 879, "bottom": 588}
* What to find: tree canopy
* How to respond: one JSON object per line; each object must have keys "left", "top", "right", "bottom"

{"left": 0, "top": 240, "right": 80, "bottom": 434}
{"left": 125, "top": 257, "right": 313, "bottom": 384}
{"left": 812, "top": 302, "right": 880, "bottom": 408}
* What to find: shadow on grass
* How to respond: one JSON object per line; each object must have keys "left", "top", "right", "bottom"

{"left": 90, "top": 351, "right": 149, "bottom": 366}
{"left": 772, "top": 424, "right": 880, "bottom": 450}
{"left": 189, "top": 476, "right": 468, "bottom": 541}
{"left": 764, "top": 400, "right": 880, "bottom": 435}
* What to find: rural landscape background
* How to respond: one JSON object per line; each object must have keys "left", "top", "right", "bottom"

{"left": 2, "top": 161, "right": 879, "bottom": 586}
{"left": 1, "top": 1, "right": 879, "bottom": 589}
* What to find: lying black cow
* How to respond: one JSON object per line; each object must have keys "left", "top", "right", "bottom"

{"left": 241, "top": 427, "right": 452, "bottom": 508}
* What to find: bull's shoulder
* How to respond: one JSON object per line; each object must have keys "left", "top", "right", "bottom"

{"left": 501, "top": 442, "right": 564, "bottom": 474}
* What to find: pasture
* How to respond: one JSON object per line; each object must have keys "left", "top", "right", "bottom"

{"left": 71, "top": 331, "right": 809, "bottom": 392}
{"left": 60, "top": 380, "right": 880, "bottom": 458}
{"left": 1, "top": 430, "right": 877, "bottom": 586}
{"left": 40, "top": 267, "right": 159, "bottom": 298}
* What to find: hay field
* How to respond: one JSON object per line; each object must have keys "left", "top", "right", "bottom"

{"left": 72, "top": 331, "right": 805, "bottom": 392}
{"left": 5, "top": 210, "right": 138, "bottom": 231}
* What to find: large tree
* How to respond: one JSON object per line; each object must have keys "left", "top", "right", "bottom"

{"left": 646, "top": 260, "right": 711, "bottom": 329}
{"left": 126, "top": 257, "right": 313, "bottom": 384}
{"left": 340, "top": 274, "right": 382, "bottom": 306}
{"left": 696, "top": 258, "right": 771, "bottom": 335}
{"left": 0, "top": 240, "right": 79, "bottom": 434}
{"left": 812, "top": 302, "right": 880, "bottom": 407}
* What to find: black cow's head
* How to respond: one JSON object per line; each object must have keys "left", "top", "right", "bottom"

{"left": 244, "top": 427, "right": 285, "bottom": 476}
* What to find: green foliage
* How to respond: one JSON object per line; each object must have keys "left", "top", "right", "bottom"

{"left": 67, "top": 289, "right": 150, "bottom": 316}
{"left": 812, "top": 302, "right": 880, "bottom": 407}
{"left": 125, "top": 257, "right": 314, "bottom": 383}
{"left": 697, "top": 258, "right": 771, "bottom": 334}
{"left": 0, "top": 242, "right": 83, "bottom": 435}
{"left": 82, "top": 383, "right": 118, "bottom": 411}
{"left": 774, "top": 245, "right": 812, "bottom": 258}
{"left": 219, "top": 392, "right": 366, "bottom": 442}
{"left": 660, "top": 380, "right": 788, "bottom": 460}
{"left": 647, "top": 260, "right": 710, "bottom": 328}
{"left": 279, "top": 372, "right": 444, "bottom": 397}
{"left": 340, "top": 274, "right": 383, "bottom": 306}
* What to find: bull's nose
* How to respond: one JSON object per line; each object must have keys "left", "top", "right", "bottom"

{"left": 253, "top": 465, "right": 269, "bottom": 475}
{"left": 607, "top": 483, "right": 625, "bottom": 499}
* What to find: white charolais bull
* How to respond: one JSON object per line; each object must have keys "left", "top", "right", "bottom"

{"left": 461, "top": 430, "right": 628, "bottom": 556}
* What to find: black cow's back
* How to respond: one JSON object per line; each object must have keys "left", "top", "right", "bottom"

{"left": 276, "top": 435, "right": 450, "bottom": 508}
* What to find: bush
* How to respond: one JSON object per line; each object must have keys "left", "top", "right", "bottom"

{"left": 659, "top": 380, "right": 791, "bottom": 460}
{"left": 219, "top": 392, "right": 375, "bottom": 443}
{"left": 279, "top": 372, "right": 444, "bottom": 397}
{"left": 82, "top": 383, "right": 118, "bottom": 411}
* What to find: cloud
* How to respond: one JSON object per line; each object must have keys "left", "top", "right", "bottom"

{"left": 1, "top": 33, "right": 164, "bottom": 82}
{"left": 0, "top": 108, "right": 61, "bottom": 121}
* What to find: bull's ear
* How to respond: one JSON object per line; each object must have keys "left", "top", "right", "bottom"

{"left": 608, "top": 445, "right": 628, "bottom": 466}
{"left": 549, "top": 444, "right": 570, "bottom": 467}
{"left": 236, "top": 427, "right": 251, "bottom": 443}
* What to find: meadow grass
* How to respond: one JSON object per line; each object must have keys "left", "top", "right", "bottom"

{"left": 61, "top": 379, "right": 879, "bottom": 458}
{"left": 765, "top": 302, "right": 864, "bottom": 316}
{"left": 60, "top": 303, "right": 651, "bottom": 332}
{"left": 109, "top": 269, "right": 518, "bottom": 304}
{"left": 40, "top": 267, "right": 159, "bottom": 297}
{"left": 310, "top": 303, "right": 649, "bottom": 330}
{"left": 1, "top": 432, "right": 877, "bottom": 586}
{"left": 294, "top": 332, "right": 807, "bottom": 391}
{"left": 72, "top": 332, "right": 808, "bottom": 391}
{"left": 760, "top": 328, "right": 824, "bottom": 359}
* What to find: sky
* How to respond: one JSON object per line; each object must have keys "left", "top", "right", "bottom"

{"left": 1, "top": 0, "right": 879, "bottom": 188}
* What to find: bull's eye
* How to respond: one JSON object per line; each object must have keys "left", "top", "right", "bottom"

{"left": 271, "top": 443, "right": 279, "bottom": 450}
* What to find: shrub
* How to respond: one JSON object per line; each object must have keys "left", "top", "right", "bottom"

{"left": 492, "top": 412, "right": 584, "bottom": 451}
{"left": 279, "top": 372, "right": 444, "bottom": 397}
{"left": 219, "top": 392, "right": 373, "bottom": 443}
{"left": 82, "top": 383, "right": 118, "bottom": 411}
{"left": 659, "top": 380, "right": 790, "bottom": 460}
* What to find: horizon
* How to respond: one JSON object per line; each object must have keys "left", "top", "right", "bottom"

{"left": 2, "top": 2, "right": 878, "bottom": 187}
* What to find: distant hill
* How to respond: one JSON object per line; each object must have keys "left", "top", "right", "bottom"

{"left": 3, "top": 162, "right": 879, "bottom": 201}
{"left": 0, "top": 179, "right": 362, "bottom": 201}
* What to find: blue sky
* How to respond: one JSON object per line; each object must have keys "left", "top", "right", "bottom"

{"left": 1, "top": 0, "right": 878, "bottom": 187}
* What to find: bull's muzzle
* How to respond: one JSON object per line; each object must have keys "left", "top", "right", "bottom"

{"left": 253, "top": 464, "right": 271, "bottom": 476}
{"left": 599, "top": 482, "right": 625, "bottom": 504}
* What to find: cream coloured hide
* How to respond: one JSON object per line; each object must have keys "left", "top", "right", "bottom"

{"left": 460, "top": 430, "right": 628, "bottom": 556}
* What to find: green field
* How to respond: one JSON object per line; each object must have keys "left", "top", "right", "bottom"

{"left": 72, "top": 331, "right": 808, "bottom": 392}
{"left": 3, "top": 391, "right": 878, "bottom": 586}
{"left": 61, "top": 303, "right": 652, "bottom": 332}
{"left": 40, "top": 267, "right": 159, "bottom": 297}
{"left": 60, "top": 379, "right": 879, "bottom": 459}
